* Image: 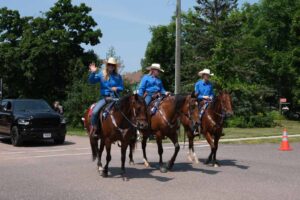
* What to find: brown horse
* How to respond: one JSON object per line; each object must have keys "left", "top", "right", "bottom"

{"left": 182, "top": 91, "right": 233, "bottom": 167}
{"left": 83, "top": 94, "right": 148, "bottom": 177}
{"left": 140, "top": 93, "right": 199, "bottom": 173}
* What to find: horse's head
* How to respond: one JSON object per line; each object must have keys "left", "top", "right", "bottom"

{"left": 129, "top": 93, "right": 149, "bottom": 130}
{"left": 218, "top": 91, "right": 234, "bottom": 118}
{"left": 182, "top": 92, "right": 201, "bottom": 130}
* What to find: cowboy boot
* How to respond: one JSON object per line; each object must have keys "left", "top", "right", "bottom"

{"left": 90, "top": 125, "right": 98, "bottom": 138}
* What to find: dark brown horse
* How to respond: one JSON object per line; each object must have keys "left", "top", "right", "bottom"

{"left": 83, "top": 94, "right": 148, "bottom": 177}
{"left": 140, "top": 93, "right": 199, "bottom": 173}
{"left": 182, "top": 91, "right": 233, "bottom": 167}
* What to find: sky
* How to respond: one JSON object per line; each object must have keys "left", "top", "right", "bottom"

{"left": 0, "top": 0, "right": 258, "bottom": 73}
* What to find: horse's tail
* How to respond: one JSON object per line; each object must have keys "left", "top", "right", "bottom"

{"left": 89, "top": 136, "right": 98, "bottom": 161}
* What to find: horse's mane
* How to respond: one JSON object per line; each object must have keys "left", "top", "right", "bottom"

{"left": 174, "top": 94, "right": 187, "bottom": 111}
{"left": 208, "top": 91, "right": 227, "bottom": 110}
{"left": 118, "top": 94, "right": 144, "bottom": 109}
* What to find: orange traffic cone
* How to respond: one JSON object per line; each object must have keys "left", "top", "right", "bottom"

{"left": 279, "top": 128, "right": 292, "bottom": 151}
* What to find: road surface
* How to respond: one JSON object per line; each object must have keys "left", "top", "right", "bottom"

{"left": 0, "top": 136, "right": 299, "bottom": 200}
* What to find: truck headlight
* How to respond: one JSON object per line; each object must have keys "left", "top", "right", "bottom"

{"left": 18, "top": 119, "right": 30, "bottom": 125}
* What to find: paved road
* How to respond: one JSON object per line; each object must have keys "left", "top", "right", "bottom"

{"left": 0, "top": 136, "right": 299, "bottom": 200}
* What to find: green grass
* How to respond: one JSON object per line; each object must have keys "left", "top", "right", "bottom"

{"left": 66, "top": 120, "right": 300, "bottom": 144}
{"left": 67, "top": 127, "right": 87, "bottom": 137}
{"left": 221, "top": 120, "right": 300, "bottom": 139}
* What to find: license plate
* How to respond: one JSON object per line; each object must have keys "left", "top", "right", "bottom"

{"left": 43, "top": 133, "right": 52, "bottom": 138}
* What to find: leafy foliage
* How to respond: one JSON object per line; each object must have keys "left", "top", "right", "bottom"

{"left": 143, "top": 0, "right": 300, "bottom": 127}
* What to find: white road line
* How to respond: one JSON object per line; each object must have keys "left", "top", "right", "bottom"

{"left": 2, "top": 152, "right": 92, "bottom": 160}
{"left": 219, "top": 134, "right": 300, "bottom": 142}
{"left": 1, "top": 145, "right": 210, "bottom": 160}
{"left": 0, "top": 147, "right": 90, "bottom": 155}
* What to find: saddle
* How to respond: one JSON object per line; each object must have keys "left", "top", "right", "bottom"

{"left": 149, "top": 95, "right": 166, "bottom": 115}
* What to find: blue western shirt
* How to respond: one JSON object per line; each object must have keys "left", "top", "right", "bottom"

{"left": 195, "top": 80, "right": 214, "bottom": 101}
{"left": 138, "top": 74, "right": 166, "bottom": 96}
{"left": 88, "top": 71, "right": 124, "bottom": 97}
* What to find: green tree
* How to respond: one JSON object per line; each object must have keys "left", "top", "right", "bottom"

{"left": 141, "top": 24, "right": 176, "bottom": 92}
{"left": 0, "top": 0, "right": 102, "bottom": 103}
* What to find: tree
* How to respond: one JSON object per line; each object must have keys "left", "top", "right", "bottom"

{"left": 141, "top": 24, "right": 176, "bottom": 91}
{"left": 0, "top": 0, "right": 102, "bottom": 103}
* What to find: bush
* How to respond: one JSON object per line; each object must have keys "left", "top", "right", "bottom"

{"left": 226, "top": 112, "right": 276, "bottom": 128}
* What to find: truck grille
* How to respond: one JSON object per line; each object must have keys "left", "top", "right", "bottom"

{"left": 31, "top": 118, "right": 60, "bottom": 128}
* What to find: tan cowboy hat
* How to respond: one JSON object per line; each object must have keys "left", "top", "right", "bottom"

{"left": 198, "top": 68, "right": 214, "bottom": 76}
{"left": 104, "top": 57, "right": 120, "bottom": 67}
{"left": 146, "top": 63, "right": 164, "bottom": 72}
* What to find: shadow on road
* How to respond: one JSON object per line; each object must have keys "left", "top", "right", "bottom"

{"left": 172, "top": 162, "right": 220, "bottom": 175}
{"left": 104, "top": 166, "right": 174, "bottom": 182}
{"left": 199, "top": 159, "right": 249, "bottom": 170}
{"left": 0, "top": 138, "right": 75, "bottom": 147}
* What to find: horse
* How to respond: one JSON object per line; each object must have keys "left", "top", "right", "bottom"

{"left": 139, "top": 93, "right": 200, "bottom": 173}
{"left": 83, "top": 94, "right": 148, "bottom": 177}
{"left": 182, "top": 91, "right": 233, "bottom": 167}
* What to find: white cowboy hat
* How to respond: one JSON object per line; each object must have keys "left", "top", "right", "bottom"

{"left": 198, "top": 68, "right": 214, "bottom": 76}
{"left": 146, "top": 63, "right": 164, "bottom": 72}
{"left": 104, "top": 57, "right": 120, "bottom": 67}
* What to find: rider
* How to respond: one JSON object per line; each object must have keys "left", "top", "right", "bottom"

{"left": 195, "top": 68, "right": 214, "bottom": 132}
{"left": 138, "top": 63, "right": 170, "bottom": 114}
{"left": 88, "top": 57, "right": 124, "bottom": 137}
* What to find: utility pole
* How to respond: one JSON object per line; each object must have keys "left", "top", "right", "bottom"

{"left": 0, "top": 78, "right": 3, "bottom": 100}
{"left": 175, "top": 0, "right": 181, "bottom": 94}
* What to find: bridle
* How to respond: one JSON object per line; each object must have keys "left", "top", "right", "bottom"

{"left": 107, "top": 95, "right": 148, "bottom": 136}
{"left": 207, "top": 95, "right": 229, "bottom": 129}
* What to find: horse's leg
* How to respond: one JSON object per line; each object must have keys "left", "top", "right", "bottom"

{"left": 156, "top": 134, "right": 167, "bottom": 173}
{"left": 187, "top": 129, "right": 193, "bottom": 162}
{"left": 121, "top": 143, "right": 128, "bottom": 176}
{"left": 97, "top": 139, "right": 105, "bottom": 173}
{"left": 212, "top": 135, "right": 221, "bottom": 167}
{"left": 166, "top": 130, "right": 180, "bottom": 170}
{"left": 142, "top": 134, "right": 150, "bottom": 167}
{"left": 188, "top": 133, "right": 199, "bottom": 164}
{"left": 102, "top": 140, "right": 111, "bottom": 177}
{"left": 128, "top": 141, "right": 135, "bottom": 165}
{"left": 204, "top": 131, "right": 215, "bottom": 165}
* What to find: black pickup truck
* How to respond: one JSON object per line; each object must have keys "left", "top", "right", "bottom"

{"left": 0, "top": 99, "right": 66, "bottom": 146}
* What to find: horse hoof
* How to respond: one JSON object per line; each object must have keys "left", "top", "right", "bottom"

{"left": 160, "top": 166, "right": 168, "bottom": 173}
{"left": 143, "top": 159, "right": 150, "bottom": 168}
{"left": 98, "top": 166, "right": 104, "bottom": 172}
{"left": 129, "top": 161, "right": 135, "bottom": 165}
{"left": 213, "top": 162, "right": 220, "bottom": 168}
{"left": 194, "top": 158, "right": 200, "bottom": 164}
{"left": 101, "top": 170, "right": 108, "bottom": 177}
{"left": 205, "top": 160, "right": 211, "bottom": 165}
{"left": 187, "top": 155, "right": 193, "bottom": 162}
{"left": 166, "top": 161, "right": 174, "bottom": 170}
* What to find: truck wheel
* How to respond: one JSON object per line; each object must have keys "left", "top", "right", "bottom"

{"left": 11, "top": 126, "right": 23, "bottom": 146}
{"left": 54, "top": 135, "right": 65, "bottom": 145}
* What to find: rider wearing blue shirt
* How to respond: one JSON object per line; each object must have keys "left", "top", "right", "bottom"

{"left": 195, "top": 69, "right": 214, "bottom": 134}
{"left": 88, "top": 57, "right": 124, "bottom": 137}
{"left": 195, "top": 69, "right": 214, "bottom": 101}
{"left": 138, "top": 63, "right": 169, "bottom": 106}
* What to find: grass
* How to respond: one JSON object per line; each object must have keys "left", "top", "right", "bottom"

{"left": 66, "top": 120, "right": 300, "bottom": 144}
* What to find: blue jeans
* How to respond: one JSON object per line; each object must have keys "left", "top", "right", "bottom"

{"left": 91, "top": 99, "right": 106, "bottom": 126}
{"left": 145, "top": 94, "right": 152, "bottom": 106}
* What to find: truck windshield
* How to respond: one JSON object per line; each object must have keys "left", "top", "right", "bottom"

{"left": 14, "top": 100, "right": 52, "bottom": 112}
